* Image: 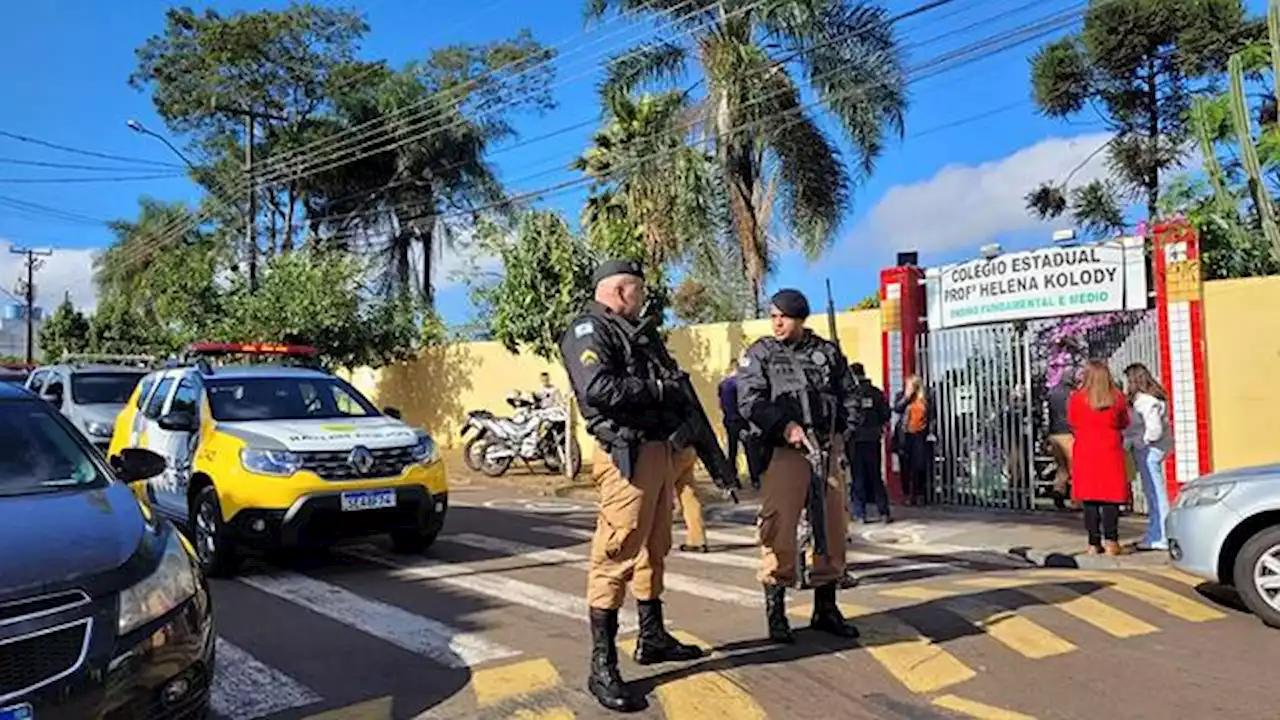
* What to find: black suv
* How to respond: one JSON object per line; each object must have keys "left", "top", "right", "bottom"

{"left": 0, "top": 383, "right": 214, "bottom": 719}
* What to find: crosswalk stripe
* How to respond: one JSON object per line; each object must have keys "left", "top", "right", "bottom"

{"left": 955, "top": 577, "right": 1158, "bottom": 639}
{"left": 788, "top": 602, "right": 976, "bottom": 693}
{"left": 237, "top": 572, "right": 520, "bottom": 668}
{"left": 932, "top": 694, "right": 1037, "bottom": 720}
{"left": 445, "top": 533, "right": 764, "bottom": 608}
{"left": 510, "top": 709, "right": 576, "bottom": 719}
{"left": 341, "top": 545, "right": 639, "bottom": 632}
{"left": 302, "top": 696, "right": 393, "bottom": 720}
{"left": 1142, "top": 567, "right": 1208, "bottom": 588}
{"left": 1038, "top": 571, "right": 1226, "bottom": 622}
{"left": 879, "top": 587, "right": 1077, "bottom": 659}
{"left": 210, "top": 637, "right": 323, "bottom": 720}
{"left": 534, "top": 525, "right": 759, "bottom": 569}
{"left": 471, "top": 658, "right": 563, "bottom": 708}
{"left": 618, "top": 630, "right": 768, "bottom": 719}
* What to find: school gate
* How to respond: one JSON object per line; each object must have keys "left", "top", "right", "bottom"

{"left": 878, "top": 221, "right": 1212, "bottom": 513}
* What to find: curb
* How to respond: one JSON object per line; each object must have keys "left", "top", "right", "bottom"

{"left": 1008, "top": 545, "right": 1171, "bottom": 570}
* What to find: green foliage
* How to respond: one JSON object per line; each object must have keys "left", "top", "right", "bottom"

{"left": 469, "top": 211, "right": 595, "bottom": 360}
{"left": 1159, "top": 174, "right": 1280, "bottom": 278}
{"left": 1025, "top": 0, "right": 1258, "bottom": 228}
{"left": 39, "top": 297, "right": 90, "bottom": 362}
{"left": 851, "top": 293, "right": 880, "bottom": 310}
{"left": 589, "top": 0, "right": 908, "bottom": 314}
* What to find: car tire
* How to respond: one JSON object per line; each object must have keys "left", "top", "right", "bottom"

{"left": 390, "top": 527, "right": 440, "bottom": 554}
{"left": 191, "top": 486, "right": 241, "bottom": 578}
{"left": 1232, "top": 524, "right": 1280, "bottom": 629}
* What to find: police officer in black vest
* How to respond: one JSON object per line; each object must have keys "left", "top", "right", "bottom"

{"left": 847, "top": 362, "right": 892, "bottom": 523}
{"left": 559, "top": 259, "right": 705, "bottom": 713}
{"left": 738, "top": 289, "right": 860, "bottom": 642}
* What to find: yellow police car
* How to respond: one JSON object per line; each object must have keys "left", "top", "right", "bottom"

{"left": 107, "top": 342, "right": 448, "bottom": 577}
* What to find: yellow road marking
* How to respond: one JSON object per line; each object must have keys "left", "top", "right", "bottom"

{"left": 510, "top": 709, "right": 575, "bottom": 720}
{"left": 472, "top": 658, "right": 563, "bottom": 708}
{"left": 933, "top": 694, "right": 1037, "bottom": 719}
{"left": 790, "top": 602, "right": 976, "bottom": 694}
{"left": 1040, "top": 571, "right": 1226, "bottom": 622}
{"left": 619, "top": 630, "right": 767, "bottom": 719}
{"left": 303, "top": 696, "right": 392, "bottom": 720}
{"left": 956, "top": 577, "right": 1158, "bottom": 639}
{"left": 1142, "top": 567, "right": 1208, "bottom": 588}
{"left": 879, "top": 587, "right": 1076, "bottom": 659}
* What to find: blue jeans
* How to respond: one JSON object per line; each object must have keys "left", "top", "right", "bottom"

{"left": 1134, "top": 446, "right": 1170, "bottom": 548}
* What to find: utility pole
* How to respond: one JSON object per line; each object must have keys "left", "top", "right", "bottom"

{"left": 209, "top": 103, "right": 288, "bottom": 294}
{"left": 10, "top": 247, "right": 51, "bottom": 365}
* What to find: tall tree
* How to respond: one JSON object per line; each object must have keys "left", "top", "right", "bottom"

{"left": 1025, "top": 0, "right": 1258, "bottom": 231}
{"left": 40, "top": 297, "right": 90, "bottom": 362}
{"left": 589, "top": 0, "right": 908, "bottom": 315}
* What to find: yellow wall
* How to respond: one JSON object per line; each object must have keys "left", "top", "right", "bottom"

{"left": 1203, "top": 276, "right": 1280, "bottom": 471}
{"left": 347, "top": 310, "right": 883, "bottom": 452}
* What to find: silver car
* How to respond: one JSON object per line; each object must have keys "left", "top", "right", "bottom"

{"left": 24, "top": 357, "right": 152, "bottom": 453}
{"left": 1166, "top": 463, "right": 1280, "bottom": 628}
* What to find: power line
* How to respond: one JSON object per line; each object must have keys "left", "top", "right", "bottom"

{"left": 0, "top": 129, "right": 183, "bottom": 170}
{"left": 8, "top": 246, "right": 52, "bottom": 365}
{"left": 0, "top": 173, "right": 186, "bottom": 184}
{"left": 115, "top": 2, "right": 1088, "bottom": 270}
{"left": 0, "top": 156, "right": 184, "bottom": 172}
{"left": 0, "top": 193, "right": 109, "bottom": 227}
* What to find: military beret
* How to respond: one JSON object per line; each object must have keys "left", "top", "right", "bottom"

{"left": 592, "top": 259, "right": 644, "bottom": 285}
{"left": 770, "top": 288, "right": 810, "bottom": 319}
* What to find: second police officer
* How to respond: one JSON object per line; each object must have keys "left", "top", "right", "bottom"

{"left": 558, "top": 259, "right": 705, "bottom": 713}
{"left": 738, "top": 288, "right": 861, "bottom": 642}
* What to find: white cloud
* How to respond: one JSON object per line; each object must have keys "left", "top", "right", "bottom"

{"left": 852, "top": 132, "right": 1115, "bottom": 254}
{"left": 0, "top": 240, "right": 100, "bottom": 313}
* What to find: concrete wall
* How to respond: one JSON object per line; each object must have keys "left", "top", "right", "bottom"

{"left": 346, "top": 310, "right": 883, "bottom": 454}
{"left": 1202, "top": 276, "right": 1280, "bottom": 471}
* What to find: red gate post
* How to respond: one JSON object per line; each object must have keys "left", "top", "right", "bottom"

{"left": 880, "top": 264, "right": 927, "bottom": 503}
{"left": 1152, "top": 220, "right": 1213, "bottom": 502}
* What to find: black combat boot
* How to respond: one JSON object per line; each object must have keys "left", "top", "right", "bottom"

{"left": 632, "top": 599, "right": 706, "bottom": 665}
{"left": 764, "top": 584, "right": 795, "bottom": 644}
{"left": 810, "top": 582, "right": 860, "bottom": 638}
{"left": 588, "top": 608, "right": 646, "bottom": 713}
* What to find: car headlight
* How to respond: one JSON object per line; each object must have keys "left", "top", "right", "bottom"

{"left": 118, "top": 531, "right": 199, "bottom": 635}
{"left": 85, "top": 421, "right": 113, "bottom": 438}
{"left": 1175, "top": 482, "right": 1235, "bottom": 509}
{"left": 241, "top": 448, "right": 302, "bottom": 476}
{"left": 410, "top": 433, "right": 438, "bottom": 464}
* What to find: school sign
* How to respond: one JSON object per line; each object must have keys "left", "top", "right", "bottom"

{"left": 924, "top": 237, "right": 1149, "bottom": 329}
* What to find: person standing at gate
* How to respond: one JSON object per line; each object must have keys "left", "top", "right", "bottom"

{"left": 1068, "top": 360, "right": 1131, "bottom": 556}
{"left": 1122, "top": 363, "right": 1172, "bottom": 551}
{"left": 558, "top": 259, "right": 705, "bottom": 713}
{"left": 846, "top": 362, "right": 892, "bottom": 523}
{"left": 893, "top": 374, "right": 933, "bottom": 506}
{"left": 1046, "top": 367, "right": 1079, "bottom": 509}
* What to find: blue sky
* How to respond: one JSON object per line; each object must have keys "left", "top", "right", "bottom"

{"left": 0, "top": 0, "right": 1232, "bottom": 327}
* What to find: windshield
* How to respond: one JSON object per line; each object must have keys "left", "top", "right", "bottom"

{"left": 206, "top": 377, "right": 380, "bottom": 422}
{"left": 71, "top": 372, "right": 146, "bottom": 405}
{"left": 0, "top": 400, "right": 107, "bottom": 496}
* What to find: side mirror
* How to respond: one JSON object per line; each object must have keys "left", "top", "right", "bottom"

{"left": 41, "top": 387, "right": 63, "bottom": 404}
{"left": 158, "top": 410, "right": 199, "bottom": 433}
{"left": 383, "top": 406, "right": 403, "bottom": 420}
{"left": 112, "top": 448, "right": 168, "bottom": 483}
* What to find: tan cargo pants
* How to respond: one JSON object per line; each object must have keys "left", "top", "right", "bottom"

{"left": 756, "top": 439, "right": 848, "bottom": 587}
{"left": 1048, "top": 433, "right": 1074, "bottom": 493}
{"left": 672, "top": 447, "right": 706, "bottom": 547}
{"left": 587, "top": 441, "right": 676, "bottom": 610}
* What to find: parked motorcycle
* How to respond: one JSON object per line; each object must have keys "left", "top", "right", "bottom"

{"left": 459, "top": 393, "right": 582, "bottom": 477}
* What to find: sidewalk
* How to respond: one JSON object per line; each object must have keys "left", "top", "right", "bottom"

{"left": 443, "top": 450, "right": 1171, "bottom": 570}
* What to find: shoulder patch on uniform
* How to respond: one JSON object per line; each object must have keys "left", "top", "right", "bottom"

{"left": 574, "top": 322, "right": 594, "bottom": 338}
{"left": 739, "top": 355, "right": 751, "bottom": 368}
{"left": 579, "top": 349, "right": 599, "bottom": 366}
{"left": 812, "top": 350, "right": 827, "bottom": 365}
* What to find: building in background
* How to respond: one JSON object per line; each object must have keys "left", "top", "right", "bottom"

{"left": 0, "top": 302, "right": 44, "bottom": 360}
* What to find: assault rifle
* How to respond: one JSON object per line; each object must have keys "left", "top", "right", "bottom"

{"left": 793, "top": 280, "right": 842, "bottom": 584}
{"left": 631, "top": 315, "right": 741, "bottom": 503}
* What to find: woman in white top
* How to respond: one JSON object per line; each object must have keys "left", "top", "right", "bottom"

{"left": 1122, "top": 363, "right": 1174, "bottom": 550}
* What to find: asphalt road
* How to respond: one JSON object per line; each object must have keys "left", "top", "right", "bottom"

{"left": 205, "top": 486, "right": 1277, "bottom": 720}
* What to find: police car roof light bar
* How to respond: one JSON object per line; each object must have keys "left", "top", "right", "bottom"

{"left": 59, "top": 352, "right": 157, "bottom": 368}
{"left": 185, "top": 342, "right": 319, "bottom": 358}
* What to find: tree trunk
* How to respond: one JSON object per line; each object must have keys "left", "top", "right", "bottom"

{"left": 283, "top": 182, "right": 296, "bottom": 254}
{"left": 419, "top": 224, "right": 434, "bottom": 308}
{"left": 725, "top": 144, "right": 763, "bottom": 317}
{"left": 1146, "top": 60, "right": 1160, "bottom": 223}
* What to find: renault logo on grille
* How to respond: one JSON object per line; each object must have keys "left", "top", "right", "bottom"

{"left": 348, "top": 446, "right": 375, "bottom": 475}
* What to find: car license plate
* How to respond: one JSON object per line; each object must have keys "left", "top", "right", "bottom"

{"left": 0, "top": 704, "right": 33, "bottom": 720}
{"left": 340, "top": 489, "right": 396, "bottom": 512}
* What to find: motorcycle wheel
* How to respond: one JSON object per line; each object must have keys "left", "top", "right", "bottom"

{"left": 544, "top": 435, "right": 582, "bottom": 478}
{"left": 480, "top": 446, "right": 514, "bottom": 477}
{"left": 463, "top": 435, "right": 487, "bottom": 472}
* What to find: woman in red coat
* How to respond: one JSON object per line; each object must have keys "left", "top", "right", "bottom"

{"left": 1068, "top": 360, "right": 1131, "bottom": 556}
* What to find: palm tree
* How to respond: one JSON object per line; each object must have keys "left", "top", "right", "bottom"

{"left": 588, "top": 0, "right": 908, "bottom": 314}
{"left": 94, "top": 198, "right": 204, "bottom": 299}
{"left": 573, "top": 91, "right": 722, "bottom": 269}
